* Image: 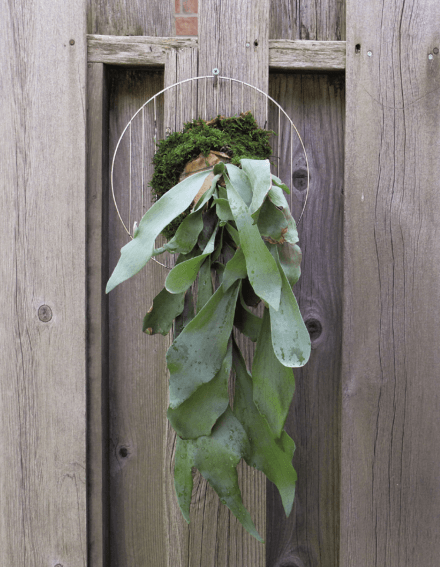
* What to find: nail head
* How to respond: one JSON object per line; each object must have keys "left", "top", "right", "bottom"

{"left": 367, "top": 50, "right": 372, "bottom": 57}
{"left": 433, "top": 47, "right": 439, "bottom": 55}
{"left": 428, "top": 53, "right": 434, "bottom": 60}
{"left": 69, "top": 39, "right": 75, "bottom": 46}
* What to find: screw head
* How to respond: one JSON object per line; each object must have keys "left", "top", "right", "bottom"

{"left": 428, "top": 53, "right": 434, "bottom": 60}
{"left": 367, "top": 50, "right": 373, "bottom": 57}
{"left": 69, "top": 39, "right": 75, "bottom": 45}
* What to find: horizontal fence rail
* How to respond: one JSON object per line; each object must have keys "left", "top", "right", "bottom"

{"left": 87, "top": 35, "right": 346, "bottom": 71}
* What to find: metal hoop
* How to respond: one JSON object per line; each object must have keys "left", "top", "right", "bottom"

{"left": 111, "top": 74, "right": 310, "bottom": 240}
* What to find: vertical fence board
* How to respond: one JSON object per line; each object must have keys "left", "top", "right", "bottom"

{"left": 266, "top": 73, "right": 344, "bottom": 567}
{"left": 0, "top": 2, "right": 87, "bottom": 566}
{"left": 342, "top": 0, "right": 440, "bottom": 565}
{"left": 198, "top": 0, "right": 269, "bottom": 127}
{"left": 87, "top": 62, "right": 110, "bottom": 567}
{"left": 107, "top": 69, "right": 170, "bottom": 567}
{"left": 87, "top": 0, "right": 174, "bottom": 36}
{"left": 270, "top": 0, "right": 346, "bottom": 41}
{"left": 162, "top": 47, "right": 200, "bottom": 567}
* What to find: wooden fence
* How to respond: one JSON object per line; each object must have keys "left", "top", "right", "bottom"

{"left": 2, "top": 0, "right": 440, "bottom": 565}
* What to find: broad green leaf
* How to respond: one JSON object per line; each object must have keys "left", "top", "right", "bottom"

{"left": 225, "top": 223, "right": 240, "bottom": 247}
{"left": 196, "top": 256, "right": 213, "bottom": 313}
{"left": 268, "top": 185, "right": 299, "bottom": 245}
{"left": 271, "top": 173, "right": 290, "bottom": 194}
{"left": 233, "top": 288, "right": 262, "bottom": 342}
{"left": 269, "top": 248, "right": 311, "bottom": 367}
{"left": 194, "top": 409, "right": 263, "bottom": 542}
{"left": 214, "top": 198, "right": 234, "bottom": 222}
{"left": 278, "top": 242, "right": 302, "bottom": 287}
{"left": 277, "top": 430, "right": 296, "bottom": 461}
{"left": 106, "top": 169, "right": 210, "bottom": 293}
{"left": 225, "top": 163, "right": 252, "bottom": 206}
{"left": 252, "top": 308, "right": 295, "bottom": 437}
{"left": 213, "top": 162, "right": 225, "bottom": 175}
{"left": 257, "top": 198, "right": 288, "bottom": 243}
{"left": 232, "top": 343, "right": 297, "bottom": 517}
{"left": 167, "top": 281, "right": 240, "bottom": 409}
{"left": 174, "top": 436, "right": 196, "bottom": 522}
{"left": 174, "top": 408, "right": 263, "bottom": 542}
{"left": 165, "top": 224, "right": 218, "bottom": 294}
{"left": 222, "top": 247, "right": 247, "bottom": 291}
{"left": 143, "top": 287, "right": 185, "bottom": 335}
{"left": 240, "top": 159, "right": 271, "bottom": 215}
{"left": 155, "top": 208, "right": 204, "bottom": 255}
{"left": 217, "top": 184, "right": 228, "bottom": 200}
{"left": 224, "top": 174, "right": 281, "bottom": 310}
{"left": 167, "top": 341, "right": 231, "bottom": 439}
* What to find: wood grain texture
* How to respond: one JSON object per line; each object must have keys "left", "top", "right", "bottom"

{"left": 87, "top": 34, "right": 346, "bottom": 71}
{"left": 164, "top": 44, "right": 199, "bottom": 133}
{"left": 266, "top": 73, "right": 344, "bottom": 567}
{"left": 87, "top": 34, "right": 198, "bottom": 66}
{"left": 342, "top": 1, "right": 440, "bottom": 565}
{"left": 87, "top": 0, "right": 175, "bottom": 36}
{"left": 270, "top": 40, "right": 346, "bottom": 71}
{"left": 107, "top": 69, "right": 170, "bottom": 566}
{"left": 0, "top": 1, "right": 87, "bottom": 565}
{"left": 269, "top": 0, "right": 346, "bottom": 41}
{"left": 87, "top": 62, "right": 109, "bottom": 567}
{"left": 198, "top": 0, "right": 270, "bottom": 127}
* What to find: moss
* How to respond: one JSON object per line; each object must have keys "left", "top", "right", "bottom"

{"left": 151, "top": 112, "right": 273, "bottom": 239}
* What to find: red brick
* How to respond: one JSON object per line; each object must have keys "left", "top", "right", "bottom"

{"left": 175, "top": 16, "right": 198, "bottom": 36}
{"left": 175, "top": 0, "right": 181, "bottom": 14}
{"left": 183, "top": 0, "right": 198, "bottom": 14}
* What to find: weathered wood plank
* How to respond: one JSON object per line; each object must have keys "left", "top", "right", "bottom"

{"left": 266, "top": 72, "right": 344, "bottom": 567}
{"left": 342, "top": 0, "right": 440, "bottom": 565}
{"left": 107, "top": 69, "right": 169, "bottom": 566}
{"left": 87, "top": 0, "right": 175, "bottom": 36}
{"left": 87, "top": 62, "right": 109, "bottom": 567}
{"left": 269, "top": 0, "right": 346, "bottom": 41}
{"left": 164, "top": 45, "right": 199, "bottom": 133}
{"left": 87, "top": 34, "right": 198, "bottom": 66}
{"left": 0, "top": 2, "right": 87, "bottom": 565}
{"left": 162, "top": 46, "right": 199, "bottom": 567}
{"left": 87, "top": 34, "right": 346, "bottom": 71}
{"left": 270, "top": 40, "right": 346, "bottom": 71}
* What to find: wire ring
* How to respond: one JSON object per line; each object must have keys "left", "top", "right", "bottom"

{"left": 111, "top": 75, "right": 310, "bottom": 241}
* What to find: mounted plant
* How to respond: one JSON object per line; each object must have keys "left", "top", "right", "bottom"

{"left": 106, "top": 113, "right": 311, "bottom": 542}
